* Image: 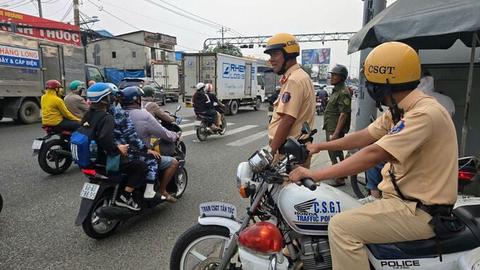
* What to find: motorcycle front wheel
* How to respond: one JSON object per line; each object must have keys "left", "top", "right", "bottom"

{"left": 38, "top": 139, "right": 72, "bottom": 175}
{"left": 196, "top": 124, "right": 208, "bottom": 141}
{"left": 350, "top": 172, "right": 370, "bottom": 199}
{"left": 82, "top": 193, "right": 120, "bottom": 239}
{"left": 167, "top": 167, "right": 188, "bottom": 198}
{"left": 170, "top": 224, "right": 239, "bottom": 270}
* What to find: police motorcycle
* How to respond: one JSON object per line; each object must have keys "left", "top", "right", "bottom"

{"left": 75, "top": 148, "right": 188, "bottom": 239}
{"left": 195, "top": 103, "right": 227, "bottom": 141}
{"left": 170, "top": 124, "right": 480, "bottom": 270}
{"left": 32, "top": 126, "right": 73, "bottom": 175}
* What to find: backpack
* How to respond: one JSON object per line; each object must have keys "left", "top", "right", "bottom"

{"left": 70, "top": 112, "right": 105, "bottom": 168}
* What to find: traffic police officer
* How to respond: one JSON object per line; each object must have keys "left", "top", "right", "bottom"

{"left": 264, "top": 33, "right": 315, "bottom": 157}
{"left": 323, "top": 64, "right": 351, "bottom": 186}
{"left": 288, "top": 41, "right": 457, "bottom": 270}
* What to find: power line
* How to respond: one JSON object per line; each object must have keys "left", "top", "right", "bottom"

{"left": 101, "top": 0, "right": 213, "bottom": 37}
{"left": 60, "top": 2, "right": 73, "bottom": 22}
{"left": 145, "top": 0, "right": 243, "bottom": 37}
{"left": 86, "top": 0, "right": 140, "bottom": 30}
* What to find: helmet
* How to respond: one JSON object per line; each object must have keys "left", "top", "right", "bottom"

{"left": 120, "top": 86, "right": 144, "bottom": 105}
{"left": 263, "top": 33, "right": 300, "bottom": 58}
{"left": 69, "top": 80, "right": 86, "bottom": 91}
{"left": 104, "top": 83, "right": 119, "bottom": 97}
{"left": 329, "top": 65, "right": 348, "bottom": 80}
{"left": 143, "top": 85, "right": 156, "bottom": 97}
{"left": 87, "top": 83, "right": 113, "bottom": 103}
{"left": 196, "top": 82, "right": 205, "bottom": 91}
{"left": 363, "top": 41, "right": 420, "bottom": 86}
{"left": 205, "top": 83, "right": 213, "bottom": 93}
{"left": 46, "top": 79, "right": 62, "bottom": 90}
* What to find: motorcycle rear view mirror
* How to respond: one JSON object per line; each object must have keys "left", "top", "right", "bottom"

{"left": 175, "top": 105, "right": 181, "bottom": 112}
{"left": 301, "top": 122, "right": 311, "bottom": 135}
{"left": 279, "top": 138, "right": 308, "bottom": 164}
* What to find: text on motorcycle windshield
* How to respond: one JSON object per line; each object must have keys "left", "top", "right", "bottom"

{"left": 279, "top": 138, "right": 308, "bottom": 164}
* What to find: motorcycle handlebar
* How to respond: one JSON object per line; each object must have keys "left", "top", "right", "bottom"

{"left": 298, "top": 178, "right": 317, "bottom": 191}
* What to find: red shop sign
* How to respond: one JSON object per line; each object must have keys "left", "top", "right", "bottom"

{"left": 0, "top": 8, "right": 81, "bottom": 46}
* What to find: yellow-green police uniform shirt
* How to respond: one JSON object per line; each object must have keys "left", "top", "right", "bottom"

{"left": 268, "top": 64, "right": 315, "bottom": 140}
{"left": 368, "top": 90, "right": 458, "bottom": 205}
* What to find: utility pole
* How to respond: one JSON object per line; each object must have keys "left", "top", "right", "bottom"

{"left": 73, "top": 0, "right": 80, "bottom": 26}
{"left": 218, "top": 27, "right": 229, "bottom": 48}
{"left": 354, "top": 0, "right": 386, "bottom": 131}
{"left": 37, "top": 0, "right": 43, "bottom": 18}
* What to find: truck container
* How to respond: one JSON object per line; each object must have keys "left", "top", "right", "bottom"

{"left": 152, "top": 62, "right": 180, "bottom": 102}
{"left": 0, "top": 9, "right": 104, "bottom": 124}
{"left": 182, "top": 53, "right": 262, "bottom": 115}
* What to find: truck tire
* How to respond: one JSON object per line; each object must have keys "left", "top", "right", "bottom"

{"left": 228, "top": 100, "right": 239, "bottom": 115}
{"left": 253, "top": 98, "right": 261, "bottom": 111}
{"left": 18, "top": 100, "right": 40, "bottom": 124}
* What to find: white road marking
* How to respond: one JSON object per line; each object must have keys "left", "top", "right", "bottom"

{"left": 226, "top": 130, "right": 268, "bottom": 146}
{"left": 224, "top": 125, "right": 258, "bottom": 136}
{"left": 181, "top": 123, "right": 235, "bottom": 137}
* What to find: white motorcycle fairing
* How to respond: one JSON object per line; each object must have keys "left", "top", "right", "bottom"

{"left": 277, "top": 182, "right": 361, "bottom": 235}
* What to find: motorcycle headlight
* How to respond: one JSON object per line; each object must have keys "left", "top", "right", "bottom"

{"left": 248, "top": 149, "right": 273, "bottom": 173}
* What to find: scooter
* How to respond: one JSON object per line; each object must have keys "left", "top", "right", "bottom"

{"left": 195, "top": 105, "right": 227, "bottom": 141}
{"left": 32, "top": 126, "right": 72, "bottom": 175}
{"left": 75, "top": 150, "right": 188, "bottom": 239}
{"left": 170, "top": 124, "right": 480, "bottom": 270}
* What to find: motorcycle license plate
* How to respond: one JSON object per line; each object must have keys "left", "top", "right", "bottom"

{"left": 80, "top": 183, "right": 99, "bottom": 200}
{"left": 32, "top": 139, "right": 43, "bottom": 150}
{"left": 199, "top": 202, "right": 237, "bottom": 219}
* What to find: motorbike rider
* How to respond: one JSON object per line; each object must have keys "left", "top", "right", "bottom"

{"left": 192, "top": 82, "right": 221, "bottom": 131}
{"left": 41, "top": 79, "right": 81, "bottom": 131}
{"left": 264, "top": 33, "right": 316, "bottom": 156}
{"left": 141, "top": 85, "right": 175, "bottom": 123}
{"left": 205, "top": 83, "right": 225, "bottom": 128}
{"left": 288, "top": 41, "right": 458, "bottom": 270}
{"left": 84, "top": 82, "right": 148, "bottom": 211}
{"left": 120, "top": 86, "right": 180, "bottom": 202}
{"left": 64, "top": 80, "right": 89, "bottom": 119}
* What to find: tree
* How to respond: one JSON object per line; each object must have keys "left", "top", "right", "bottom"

{"left": 207, "top": 43, "right": 242, "bottom": 57}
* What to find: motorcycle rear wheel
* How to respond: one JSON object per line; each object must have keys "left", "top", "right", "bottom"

{"left": 38, "top": 139, "right": 72, "bottom": 175}
{"left": 82, "top": 194, "right": 120, "bottom": 239}
{"left": 170, "top": 224, "right": 238, "bottom": 270}
{"left": 219, "top": 116, "right": 227, "bottom": 135}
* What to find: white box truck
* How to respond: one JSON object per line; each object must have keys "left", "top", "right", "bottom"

{"left": 151, "top": 62, "right": 180, "bottom": 102}
{"left": 182, "top": 53, "right": 262, "bottom": 115}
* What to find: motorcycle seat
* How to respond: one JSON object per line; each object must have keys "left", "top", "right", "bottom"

{"left": 367, "top": 205, "right": 480, "bottom": 259}
{"left": 42, "top": 126, "right": 72, "bottom": 136}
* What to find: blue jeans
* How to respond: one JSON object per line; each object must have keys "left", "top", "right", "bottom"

{"left": 366, "top": 162, "right": 386, "bottom": 191}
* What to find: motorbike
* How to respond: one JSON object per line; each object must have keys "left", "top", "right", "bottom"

{"left": 75, "top": 147, "right": 188, "bottom": 239}
{"left": 316, "top": 95, "right": 327, "bottom": 116}
{"left": 350, "top": 156, "right": 479, "bottom": 199}
{"left": 170, "top": 124, "right": 480, "bottom": 270}
{"left": 32, "top": 126, "right": 73, "bottom": 175}
{"left": 195, "top": 104, "right": 227, "bottom": 141}
{"left": 157, "top": 105, "right": 187, "bottom": 159}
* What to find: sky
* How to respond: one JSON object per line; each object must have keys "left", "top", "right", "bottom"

{"left": 1, "top": 0, "right": 397, "bottom": 78}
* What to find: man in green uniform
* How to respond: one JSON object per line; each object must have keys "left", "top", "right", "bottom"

{"left": 323, "top": 64, "right": 351, "bottom": 186}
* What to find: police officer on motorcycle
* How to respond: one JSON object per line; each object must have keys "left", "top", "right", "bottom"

{"left": 289, "top": 42, "right": 458, "bottom": 270}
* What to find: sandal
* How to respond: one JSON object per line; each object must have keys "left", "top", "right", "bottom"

{"left": 161, "top": 193, "right": 177, "bottom": 203}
